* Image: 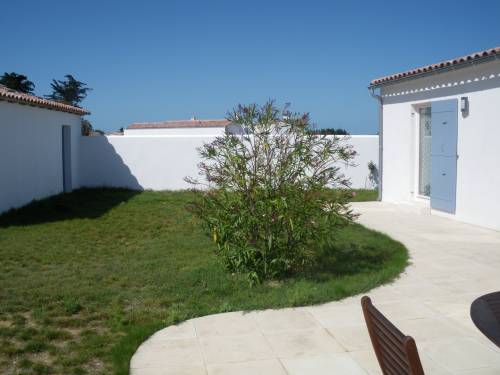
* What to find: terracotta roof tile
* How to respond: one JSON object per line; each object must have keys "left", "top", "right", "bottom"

{"left": 0, "top": 84, "right": 90, "bottom": 115}
{"left": 128, "top": 119, "right": 231, "bottom": 129}
{"left": 370, "top": 46, "right": 500, "bottom": 86}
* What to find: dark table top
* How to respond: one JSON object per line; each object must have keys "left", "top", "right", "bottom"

{"left": 470, "top": 291, "right": 500, "bottom": 348}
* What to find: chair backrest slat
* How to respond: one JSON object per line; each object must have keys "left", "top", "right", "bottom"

{"left": 361, "top": 296, "right": 425, "bottom": 375}
{"left": 375, "top": 331, "right": 410, "bottom": 371}
{"left": 371, "top": 317, "right": 409, "bottom": 367}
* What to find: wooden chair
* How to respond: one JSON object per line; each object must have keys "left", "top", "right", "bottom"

{"left": 361, "top": 296, "right": 425, "bottom": 375}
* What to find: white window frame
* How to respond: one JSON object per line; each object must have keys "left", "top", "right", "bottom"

{"left": 412, "top": 103, "right": 432, "bottom": 202}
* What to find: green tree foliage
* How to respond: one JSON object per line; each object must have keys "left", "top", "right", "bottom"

{"left": 187, "top": 101, "right": 357, "bottom": 283}
{"left": 81, "top": 119, "right": 93, "bottom": 136}
{"left": 308, "top": 127, "right": 350, "bottom": 135}
{"left": 46, "top": 74, "right": 92, "bottom": 106}
{"left": 0, "top": 72, "right": 35, "bottom": 93}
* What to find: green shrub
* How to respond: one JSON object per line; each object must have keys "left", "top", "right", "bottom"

{"left": 368, "top": 160, "right": 379, "bottom": 189}
{"left": 187, "top": 101, "right": 356, "bottom": 283}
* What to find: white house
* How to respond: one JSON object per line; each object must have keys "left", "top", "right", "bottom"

{"left": 0, "top": 85, "right": 89, "bottom": 213}
{"left": 369, "top": 46, "right": 500, "bottom": 230}
{"left": 124, "top": 118, "right": 232, "bottom": 136}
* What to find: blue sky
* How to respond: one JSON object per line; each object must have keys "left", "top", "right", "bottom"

{"left": 4, "top": 0, "right": 500, "bottom": 133}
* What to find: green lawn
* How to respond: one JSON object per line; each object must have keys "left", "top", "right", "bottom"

{"left": 0, "top": 188, "right": 405, "bottom": 375}
{"left": 350, "top": 188, "right": 379, "bottom": 202}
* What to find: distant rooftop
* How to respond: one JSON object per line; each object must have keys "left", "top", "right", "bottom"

{"left": 128, "top": 118, "right": 231, "bottom": 130}
{"left": 0, "top": 84, "right": 90, "bottom": 115}
{"left": 370, "top": 46, "right": 500, "bottom": 87}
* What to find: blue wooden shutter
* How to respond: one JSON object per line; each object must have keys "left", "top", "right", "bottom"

{"left": 430, "top": 99, "right": 458, "bottom": 213}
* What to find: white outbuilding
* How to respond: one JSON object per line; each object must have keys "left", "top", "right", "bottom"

{"left": 124, "top": 118, "right": 232, "bottom": 136}
{"left": 369, "top": 46, "right": 500, "bottom": 230}
{"left": 0, "top": 85, "right": 89, "bottom": 213}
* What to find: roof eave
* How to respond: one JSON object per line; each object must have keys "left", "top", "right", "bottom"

{"left": 369, "top": 51, "right": 500, "bottom": 89}
{"left": 0, "top": 96, "right": 90, "bottom": 116}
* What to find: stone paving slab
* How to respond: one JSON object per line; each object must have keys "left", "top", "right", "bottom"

{"left": 131, "top": 202, "right": 500, "bottom": 374}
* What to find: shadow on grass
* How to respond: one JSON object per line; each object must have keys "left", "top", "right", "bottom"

{"left": 296, "top": 223, "right": 408, "bottom": 282}
{"left": 0, "top": 188, "right": 140, "bottom": 228}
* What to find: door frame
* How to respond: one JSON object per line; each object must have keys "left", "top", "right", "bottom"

{"left": 412, "top": 102, "right": 432, "bottom": 202}
{"left": 62, "top": 125, "right": 72, "bottom": 193}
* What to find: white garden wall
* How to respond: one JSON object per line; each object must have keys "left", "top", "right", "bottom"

{"left": 0, "top": 101, "right": 82, "bottom": 213}
{"left": 80, "top": 135, "right": 379, "bottom": 190}
{"left": 0, "top": 99, "right": 378, "bottom": 216}
{"left": 340, "top": 135, "right": 379, "bottom": 189}
{"left": 79, "top": 135, "right": 208, "bottom": 190}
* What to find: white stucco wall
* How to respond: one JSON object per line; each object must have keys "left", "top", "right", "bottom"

{"left": 80, "top": 135, "right": 208, "bottom": 190}
{"left": 0, "top": 101, "right": 82, "bottom": 213}
{"left": 80, "top": 135, "right": 379, "bottom": 191}
{"left": 0, "top": 104, "right": 377, "bottom": 215}
{"left": 124, "top": 127, "right": 227, "bottom": 136}
{"left": 380, "top": 58, "right": 500, "bottom": 230}
{"left": 337, "top": 135, "right": 379, "bottom": 189}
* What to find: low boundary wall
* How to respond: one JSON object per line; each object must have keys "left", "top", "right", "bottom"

{"left": 79, "top": 135, "right": 379, "bottom": 190}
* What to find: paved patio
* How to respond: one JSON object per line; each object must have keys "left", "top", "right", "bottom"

{"left": 131, "top": 202, "right": 500, "bottom": 374}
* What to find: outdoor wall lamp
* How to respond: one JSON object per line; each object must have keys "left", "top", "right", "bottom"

{"left": 460, "top": 97, "right": 469, "bottom": 114}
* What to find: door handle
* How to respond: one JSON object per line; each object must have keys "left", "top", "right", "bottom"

{"left": 442, "top": 121, "right": 447, "bottom": 125}
{"left": 442, "top": 173, "right": 446, "bottom": 176}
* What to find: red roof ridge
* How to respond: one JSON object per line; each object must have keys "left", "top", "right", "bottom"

{"left": 0, "top": 84, "right": 90, "bottom": 115}
{"left": 128, "top": 118, "right": 231, "bottom": 129}
{"left": 370, "top": 46, "right": 500, "bottom": 86}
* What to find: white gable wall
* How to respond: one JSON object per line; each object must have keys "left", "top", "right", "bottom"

{"left": 380, "top": 59, "right": 500, "bottom": 230}
{"left": 0, "top": 101, "right": 82, "bottom": 213}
